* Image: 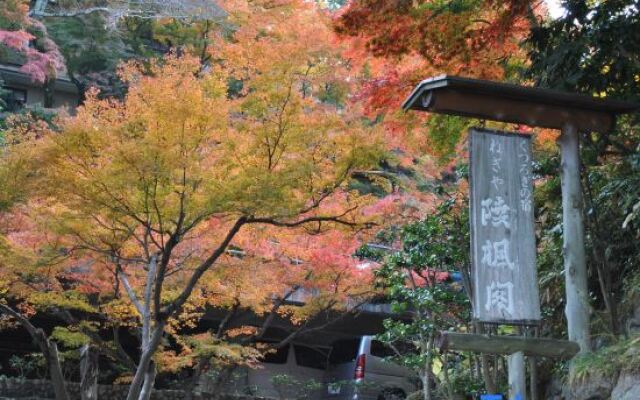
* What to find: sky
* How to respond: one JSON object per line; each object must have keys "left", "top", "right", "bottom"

{"left": 545, "top": 0, "right": 566, "bottom": 19}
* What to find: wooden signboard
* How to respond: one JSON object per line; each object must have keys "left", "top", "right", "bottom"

{"left": 470, "top": 128, "right": 541, "bottom": 324}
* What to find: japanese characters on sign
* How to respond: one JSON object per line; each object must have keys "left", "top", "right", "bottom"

{"left": 470, "top": 128, "right": 541, "bottom": 323}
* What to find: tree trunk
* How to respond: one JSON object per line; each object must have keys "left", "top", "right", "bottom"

{"left": 0, "top": 305, "right": 70, "bottom": 400}
{"left": 529, "top": 356, "right": 538, "bottom": 400}
{"left": 583, "top": 171, "right": 620, "bottom": 337}
{"left": 80, "top": 344, "right": 99, "bottom": 400}
{"left": 558, "top": 123, "right": 591, "bottom": 353}
{"left": 138, "top": 361, "right": 157, "bottom": 400}
{"left": 474, "top": 354, "right": 481, "bottom": 381}
{"left": 123, "top": 256, "right": 163, "bottom": 400}
{"left": 422, "top": 338, "right": 433, "bottom": 400}
{"left": 475, "top": 323, "right": 497, "bottom": 393}
{"left": 208, "top": 366, "right": 237, "bottom": 400}
{"left": 419, "top": 375, "right": 425, "bottom": 400}
{"left": 441, "top": 353, "right": 454, "bottom": 400}
{"left": 481, "top": 352, "right": 496, "bottom": 393}
{"left": 46, "top": 339, "right": 71, "bottom": 400}
{"left": 187, "top": 357, "right": 210, "bottom": 400}
{"left": 126, "top": 325, "right": 164, "bottom": 400}
{"left": 43, "top": 79, "right": 55, "bottom": 108}
{"left": 421, "top": 373, "right": 431, "bottom": 400}
{"left": 67, "top": 70, "right": 88, "bottom": 104}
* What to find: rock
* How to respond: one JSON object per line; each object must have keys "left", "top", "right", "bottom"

{"left": 612, "top": 372, "right": 640, "bottom": 400}
{"left": 625, "top": 298, "right": 640, "bottom": 336}
{"left": 564, "top": 373, "right": 616, "bottom": 400}
{"left": 543, "top": 375, "right": 564, "bottom": 400}
{"left": 406, "top": 391, "right": 422, "bottom": 400}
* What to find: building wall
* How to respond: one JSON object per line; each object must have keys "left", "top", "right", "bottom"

{"left": 23, "top": 85, "right": 80, "bottom": 113}
{"left": 1, "top": 65, "right": 81, "bottom": 115}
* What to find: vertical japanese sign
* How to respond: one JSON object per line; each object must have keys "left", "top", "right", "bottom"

{"left": 470, "top": 128, "right": 540, "bottom": 323}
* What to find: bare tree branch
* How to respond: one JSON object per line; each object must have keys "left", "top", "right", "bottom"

{"left": 253, "top": 287, "right": 300, "bottom": 340}
{"left": 246, "top": 208, "right": 364, "bottom": 228}
{"left": 274, "top": 298, "right": 371, "bottom": 349}
{"left": 142, "top": 255, "right": 158, "bottom": 350}
{"left": 116, "top": 265, "right": 144, "bottom": 316}
{"left": 0, "top": 303, "right": 41, "bottom": 340}
{"left": 162, "top": 216, "right": 247, "bottom": 318}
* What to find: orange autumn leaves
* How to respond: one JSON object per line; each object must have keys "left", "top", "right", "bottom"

{"left": 0, "top": 0, "right": 501, "bottom": 374}
{"left": 1, "top": 1, "right": 389, "bottom": 348}
{"left": 332, "top": 0, "right": 541, "bottom": 162}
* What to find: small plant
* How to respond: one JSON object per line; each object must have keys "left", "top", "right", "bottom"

{"left": 439, "top": 366, "right": 484, "bottom": 398}
{"left": 8, "top": 353, "right": 45, "bottom": 379}
{"left": 270, "top": 374, "right": 323, "bottom": 400}
{"left": 271, "top": 374, "right": 297, "bottom": 399}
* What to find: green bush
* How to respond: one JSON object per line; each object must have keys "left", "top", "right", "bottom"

{"left": 570, "top": 336, "right": 640, "bottom": 384}
{"left": 270, "top": 374, "right": 323, "bottom": 400}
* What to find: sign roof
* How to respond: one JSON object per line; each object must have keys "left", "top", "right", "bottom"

{"left": 402, "top": 75, "right": 640, "bottom": 132}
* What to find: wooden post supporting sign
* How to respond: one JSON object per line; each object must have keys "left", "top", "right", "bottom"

{"left": 508, "top": 352, "right": 526, "bottom": 400}
{"left": 558, "top": 123, "right": 591, "bottom": 353}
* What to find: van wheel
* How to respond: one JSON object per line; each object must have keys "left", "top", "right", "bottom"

{"left": 378, "top": 388, "right": 406, "bottom": 400}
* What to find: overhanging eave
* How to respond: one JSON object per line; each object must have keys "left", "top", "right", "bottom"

{"left": 402, "top": 75, "right": 640, "bottom": 132}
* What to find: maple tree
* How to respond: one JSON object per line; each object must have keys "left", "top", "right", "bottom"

{"left": 331, "top": 0, "right": 542, "bottom": 163}
{"left": 0, "top": 2, "right": 393, "bottom": 398}
{"left": 0, "top": 119, "right": 78, "bottom": 400}
{"left": 335, "top": 0, "right": 534, "bottom": 71}
{"left": 8, "top": 1, "right": 388, "bottom": 393}
{"left": 0, "top": 0, "right": 638, "bottom": 399}
{"left": 2, "top": 1, "right": 444, "bottom": 398}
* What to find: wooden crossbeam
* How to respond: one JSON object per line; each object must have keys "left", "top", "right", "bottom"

{"left": 438, "top": 332, "right": 580, "bottom": 360}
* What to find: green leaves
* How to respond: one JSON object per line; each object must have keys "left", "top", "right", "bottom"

{"left": 369, "top": 198, "right": 471, "bottom": 386}
{"left": 526, "top": 0, "right": 640, "bottom": 104}
{"left": 423, "top": 115, "right": 472, "bottom": 165}
{"left": 28, "top": 291, "right": 96, "bottom": 314}
{"left": 51, "top": 326, "right": 90, "bottom": 348}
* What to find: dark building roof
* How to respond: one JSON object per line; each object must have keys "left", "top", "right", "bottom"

{"left": 0, "top": 64, "right": 79, "bottom": 95}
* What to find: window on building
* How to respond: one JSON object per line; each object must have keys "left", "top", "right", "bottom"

{"left": 3, "top": 87, "right": 27, "bottom": 111}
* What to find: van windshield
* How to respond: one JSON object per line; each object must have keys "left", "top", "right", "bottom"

{"left": 329, "top": 339, "right": 360, "bottom": 364}
{"left": 294, "top": 345, "right": 328, "bottom": 370}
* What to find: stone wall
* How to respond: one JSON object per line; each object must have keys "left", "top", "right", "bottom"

{"left": 0, "top": 378, "right": 270, "bottom": 400}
